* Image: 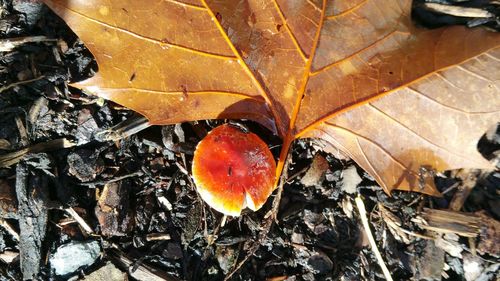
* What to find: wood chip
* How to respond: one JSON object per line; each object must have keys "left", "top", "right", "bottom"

{"left": 413, "top": 208, "right": 481, "bottom": 237}
{"left": 300, "top": 154, "right": 329, "bottom": 187}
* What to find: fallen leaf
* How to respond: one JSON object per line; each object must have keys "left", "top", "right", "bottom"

{"left": 44, "top": 0, "right": 500, "bottom": 195}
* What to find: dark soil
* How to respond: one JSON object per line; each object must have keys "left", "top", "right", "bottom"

{"left": 0, "top": 1, "right": 499, "bottom": 281}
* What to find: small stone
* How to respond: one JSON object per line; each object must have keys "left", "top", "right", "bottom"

{"left": 0, "top": 251, "right": 18, "bottom": 264}
{"left": 413, "top": 240, "right": 444, "bottom": 281}
{"left": 50, "top": 240, "right": 101, "bottom": 276}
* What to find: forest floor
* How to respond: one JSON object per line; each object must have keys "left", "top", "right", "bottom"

{"left": 0, "top": 1, "right": 499, "bottom": 280}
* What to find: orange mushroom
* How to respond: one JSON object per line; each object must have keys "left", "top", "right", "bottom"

{"left": 192, "top": 124, "right": 276, "bottom": 216}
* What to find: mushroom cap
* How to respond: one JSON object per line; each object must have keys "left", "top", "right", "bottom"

{"left": 192, "top": 124, "right": 276, "bottom": 216}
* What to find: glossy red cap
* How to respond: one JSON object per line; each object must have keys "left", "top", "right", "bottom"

{"left": 192, "top": 124, "right": 276, "bottom": 216}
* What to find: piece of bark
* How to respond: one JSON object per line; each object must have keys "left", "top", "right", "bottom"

{"left": 300, "top": 154, "right": 329, "bottom": 187}
{"left": 413, "top": 208, "right": 481, "bottom": 237}
{"left": 476, "top": 211, "right": 500, "bottom": 257}
{"left": 448, "top": 169, "right": 482, "bottom": 211}
{"left": 0, "top": 179, "right": 17, "bottom": 218}
{"left": 95, "top": 181, "right": 134, "bottom": 236}
{"left": 67, "top": 149, "right": 104, "bottom": 182}
{"left": 16, "top": 154, "right": 51, "bottom": 280}
{"left": 413, "top": 239, "right": 445, "bottom": 281}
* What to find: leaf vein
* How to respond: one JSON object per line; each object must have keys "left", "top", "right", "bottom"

{"left": 271, "top": 0, "right": 308, "bottom": 61}
{"left": 355, "top": 137, "right": 385, "bottom": 186}
{"left": 310, "top": 30, "right": 406, "bottom": 76}
{"left": 367, "top": 103, "right": 486, "bottom": 166}
{"left": 323, "top": 122, "right": 407, "bottom": 170}
{"left": 199, "top": 0, "right": 283, "bottom": 135}
{"left": 456, "top": 65, "right": 492, "bottom": 82}
{"left": 407, "top": 87, "right": 499, "bottom": 115}
{"left": 97, "top": 87, "right": 264, "bottom": 100}
{"left": 483, "top": 52, "right": 500, "bottom": 62}
{"left": 161, "top": 0, "right": 206, "bottom": 10}
{"left": 325, "top": 0, "right": 368, "bottom": 19}
{"left": 60, "top": 5, "right": 235, "bottom": 60}
{"left": 306, "top": 0, "right": 322, "bottom": 12}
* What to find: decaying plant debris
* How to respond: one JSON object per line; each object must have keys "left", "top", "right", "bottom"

{"left": 0, "top": 1, "right": 499, "bottom": 280}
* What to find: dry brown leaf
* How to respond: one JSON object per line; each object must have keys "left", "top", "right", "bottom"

{"left": 44, "top": 0, "right": 500, "bottom": 195}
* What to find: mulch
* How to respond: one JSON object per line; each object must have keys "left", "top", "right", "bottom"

{"left": 0, "top": 1, "right": 499, "bottom": 280}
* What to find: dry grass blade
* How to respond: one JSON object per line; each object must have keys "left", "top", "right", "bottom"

{"left": 355, "top": 195, "right": 393, "bottom": 281}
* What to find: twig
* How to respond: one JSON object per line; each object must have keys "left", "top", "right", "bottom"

{"left": 0, "top": 138, "right": 75, "bottom": 168}
{"left": 355, "top": 195, "right": 394, "bottom": 281}
{"left": 145, "top": 233, "right": 171, "bottom": 241}
{"left": 423, "top": 3, "right": 494, "bottom": 18}
{"left": 0, "top": 218, "right": 20, "bottom": 241}
{"left": 0, "top": 36, "right": 56, "bottom": 52}
{"left": 78, "top": 171, "right": 144, "bottom": 187}
{"left": 65, "top": 207, "right": 94, "bottom": 234}
{"left": 94, "top": 115, "right": 151, "bottom": 142}
{"left": 0, "top": 75, "right": 46, "bottom": 94}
